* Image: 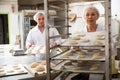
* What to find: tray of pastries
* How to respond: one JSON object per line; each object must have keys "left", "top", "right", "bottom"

{"left": 52, "top": 60, "right": 105, "bottom": 74}
{"left": 25, "top": 60, "right": 58, "bottom": 77}
{"left": 0, "top": 64, "right": 28, "bottom": 77}
{"left": 52, "top": 49, "right": 105, "bottom": 61}
{"left": 61, "top": 31, "right": 105, "bottom": 47}
{"left": 25, "top": 45, "right": 46, "bottom": 55}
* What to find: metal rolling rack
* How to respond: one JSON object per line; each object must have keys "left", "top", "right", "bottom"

{"left": 44, "top": 0, "right": 112, "bottom": 80}
{"left": 44, "top": 0, "right": 69, "bottom": 80}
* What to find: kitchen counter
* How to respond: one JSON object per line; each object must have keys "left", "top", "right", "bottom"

{"left": 0, "top": 53, "right": 41, "bottom": 80}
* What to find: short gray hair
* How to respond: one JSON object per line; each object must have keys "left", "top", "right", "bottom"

{"left": 83, "top": 6, "right": 100, "bottom": 19}
{"left": 33, "top": 12, "right": 44, "bottom": 21}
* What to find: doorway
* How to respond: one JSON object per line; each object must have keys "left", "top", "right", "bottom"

{"left": 0, "top": 14, "right": 9, "bottom": 44}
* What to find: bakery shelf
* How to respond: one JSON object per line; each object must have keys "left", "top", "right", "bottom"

{"left": 52, "top": 60, "right": 105, "bottom": 74}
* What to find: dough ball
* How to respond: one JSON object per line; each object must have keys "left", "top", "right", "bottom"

{"left": 96, "top": 36, "right": 105, "bottom": 40}
{"left": 0, "top": 72, "right": 6, "bottom": 76}
{"left": 77, "top": 55, "right": 85, "bottom": 58}
{"left": 64, "top": 61, "right": 72, "bottom": 66}
{"left": 80, "top": 38, "right": 90, "bottom": 42}
{"left": 92, "top": 53, "right": 102, "bottom": 59}
{"left": 40, "top": 60, "right": 55, "bottom": 67}
{"left": 89, "top": 66, "right": 98, "bottom": 70}
{"left": 96, "top": 34, "right": 105, "bottom": 37}
{"left": 14, "top": 67, "right": 21, "bottom": 70}
{"left": 91, "top": 41, "right": 102, "bottom": 45}
{"left": 72, "top": 66, "right": 81, "bottom": 70}
{"left": 69, "top": 40, "right": 77, "bottom": 44}
{"left": 0, "top": 69, "right": 4, "bottom": 72}
{"left": 7, "top": 70, "right": 14, "bottom": 73}
{"left": 77, "top": 33, "right": 86, "bottom": 37}
{"left": 40, "top": 60, "right": 46, "bottom": 65}
{"left": 50, "top": 63, "right": 55, "bottom": 67}
{"left": 35, "top": 65, "right": 45, "bottom": 72}
{"left": 71, "top": 36, "right": 80, "bottom": 40}
{"left": 76, "top": 51, "right": 86, "bottom": 55}
{"left": 30, "top": 62, "right": 39, "bottom": 68}
{"left": 18, "top": 70, "right": 25, "bottom": 73}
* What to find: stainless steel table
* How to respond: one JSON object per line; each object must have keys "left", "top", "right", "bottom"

{"left": 0, "top": 53, "right": 41, "bottom": 80}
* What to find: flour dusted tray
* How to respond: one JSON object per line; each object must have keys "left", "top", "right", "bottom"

{"left": 52, "top": 61, "right": 105, "bottom": 74}
{"left": 0, "top": 64, "right": 28, "bottom": 77}
{"left": 24, "top": 63, "right": 60, "bottom": 77}
{"left": 52, "top": 49, "right": 105, "bottom": 61}
{"left": 61, "top": 31, "right": 105, "bottom": 47}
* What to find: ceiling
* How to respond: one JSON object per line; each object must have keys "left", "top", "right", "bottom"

{"left": 18, "top": 0, "right": 98, "bottom": 10}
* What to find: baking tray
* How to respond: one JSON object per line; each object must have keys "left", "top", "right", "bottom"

{"left": 24, "top": 65, "right": 60, "bottom": 77}
{"left": 61, "top": 31, "right": 105, "bottom": 47}
{"left": 0, "top": 64, "right": 28, "bottom": 77}
{"left": 52, "top": 50, "right": 105, "bottom": 61}
{"left": 52, "top": 61, "right": 105, "bottom": 74}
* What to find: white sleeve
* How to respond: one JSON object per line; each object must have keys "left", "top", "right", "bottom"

{"left": 26, "top": 31, "right": 33, "bottom": 49}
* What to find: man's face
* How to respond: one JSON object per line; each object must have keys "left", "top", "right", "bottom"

{"left": 36, "top": 16, "right": 44, "bottom": 27}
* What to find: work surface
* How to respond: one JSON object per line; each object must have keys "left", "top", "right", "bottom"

{"left": 0, "top": 53, "right": 41, "bottom": 80}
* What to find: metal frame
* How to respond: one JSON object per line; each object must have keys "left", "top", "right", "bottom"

{"left": 44, "top": 0, "right": 111, "bottom": 80}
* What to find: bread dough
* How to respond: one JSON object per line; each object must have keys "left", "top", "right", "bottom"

{"left": 71, "top": 36, "right": 80, "bottom": 40}
{"left": 64, "top": 62, "right": 72, "bottom": 66}
{"left": 40, "top": 60, "right": 55, "bottom": 67}
{"left": 69, "top": 40, "right": 77, "bottom": 44}
{"left": 72, "top": 66, "right": 80, "bottom": 70}
{"left": 0, "top": 72, "right": 6, "bottom": 76}
{"left": 77, "top": 54, "right": 85, "bottom": 58}
{"left": 92, "top": 53, "right": 102, "bottom": 59}
{"left": 35, "top": 65, "right": 45, "bottom": 72}
{"left": 7, "top": 70, "right": 14, "bottom": 73}
{"left": 40, "top": 60, "right": 46, "bottom": 65}
{"left": 91, "top": 41, "right": 102, "bottom": 45}
{"left": 96, "top": 34, "right": 105, "bottom": 37}
{"left": 18, "top": 70, "right": 25, "bottom": 73}
{"left": 77, "top": 33, "right": 86, "bottom": 37}
{"left": 80, "top": 38, "right": 89, "bottom": 42}
{"left": 30, "top": 62, "right": 39, "bottom": 68}
{"left": 96, "top": 36, "right": 105, "bottom": 40}
{"left": 89, "top": 66, "right": 98, "bottom": 70}
{"left": 14, "top": 67, "right": 21, "bottom": 70}
{"left": 76, "top": 51, "right": 86, "bottom": 55}
{"left": 0, "top": 69, "right": 4, "bottom": 72}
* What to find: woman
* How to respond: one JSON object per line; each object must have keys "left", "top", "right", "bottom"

{"left": 72, "top": 6, "right": 104, "bottom": 80}
{"left": 81, "top": 6, "right": 104, "bottom": 32}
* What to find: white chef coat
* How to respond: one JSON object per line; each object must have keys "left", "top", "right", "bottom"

{"left": 26, "top": 25, "right": 61, "bottom": 49}
{"left": 80, "top": 25, "right": 104, "bottom": 32}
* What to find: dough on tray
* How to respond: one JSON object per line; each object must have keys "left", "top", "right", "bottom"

{"left": 35, "top": 65, "right": 45, "bottom": 72}
{"left": 89, "top": 66, "right": 98, "bottom": 71}
{"left": 80, "top": 38, "right": 90, "bottom": 42}
{"left": 69, "top": 40, "right": 78, "bottom": 44}
{"left": 77, "top": 54, "right": 86, "bottom": 58}
{"left": 91, "top": 41, "right": 102, "bottom": 46}
{"left": 72, "top": 66, "right": 81, "bottom": 70}
{"left": 0, "top": 72, "right": 6, "bottom": 76}
{"left": 7, "top": 70, "right": 14, "bottom": 73}
{"left": 30, "top": 62, "right": 39, "bottom": 68}
{"left": 40, "top": 60, "right": 55, "bottom": 67}
{"left": 92, "top": 52, "right": 102, "bottom": 59}
{"left": 77, "top": 33, "right": 86, "bottom": 37}
{"left": 71, "top": 36, "right": 80, "bottom": 40}
{"left": 76, "top": 51, "right": 86, "bottom": 55}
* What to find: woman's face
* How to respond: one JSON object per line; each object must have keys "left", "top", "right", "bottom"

{"left": 36, "top": 15, "right": 44, "bottom": 27}
{"left": 84, "top": 9, "right": 99, "bottom": 25}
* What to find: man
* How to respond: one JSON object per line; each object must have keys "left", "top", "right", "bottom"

{"left": 26, "top": 11, "right": 61, "bottom": 49}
